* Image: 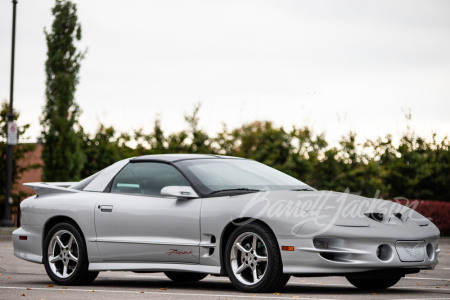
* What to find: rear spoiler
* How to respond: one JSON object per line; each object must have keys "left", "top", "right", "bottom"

{"left": 23, "top": 182, "right": 79, "bottom": 197}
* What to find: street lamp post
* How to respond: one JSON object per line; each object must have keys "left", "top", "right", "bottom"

{"left": 2, "top": 0, "right": 18, "bottom": 227}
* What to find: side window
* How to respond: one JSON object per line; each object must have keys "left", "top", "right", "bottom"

{"left": 110, "top": 162, "right": 190, "bottom": 196}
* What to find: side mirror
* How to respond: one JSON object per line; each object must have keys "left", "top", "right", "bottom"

{"left": 160, "top": 186, "right": 199, "bottom": 199}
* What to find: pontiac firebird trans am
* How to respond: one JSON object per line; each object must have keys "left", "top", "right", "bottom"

{"left": 13, "top": 154, "right": 440, "bottom": 292}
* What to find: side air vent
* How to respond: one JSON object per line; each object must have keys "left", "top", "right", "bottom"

{"left": 209, "top": 235, "right": 216, "bottom": 255}
{"left": 200, "top": 235, "right": 216, "bottom": 256}
{"left": 364, "top": 212, "right": 384, "bottom": 222}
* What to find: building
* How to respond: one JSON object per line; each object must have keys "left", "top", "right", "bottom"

{"left": 11, "top": 143, "right": 43, "bottom": 226}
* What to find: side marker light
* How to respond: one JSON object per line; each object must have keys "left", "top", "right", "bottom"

{"left": 281, "top": 246, "right": 295, "bottom": 251}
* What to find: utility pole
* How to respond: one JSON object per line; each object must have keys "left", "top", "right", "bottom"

{"left": 2, "top": 0, "right": 18, "bottom": 227}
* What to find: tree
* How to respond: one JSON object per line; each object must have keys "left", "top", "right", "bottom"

{"left": 41, "top": 0, "right": 85, "bottom": 181}
{"left": 382, "top": 134, "right": 450, "bottom": 201}
{"left": 80, "top": 125, "right": 133, "bottom": 178}
{"left": 129, "top": 104, "right": 210, "bottom": 156}
{"left": 216, "top": 121, "right": 293, "bottom": 173}
{"left": 184, "top": 104, "right": 212, "bottom": 153}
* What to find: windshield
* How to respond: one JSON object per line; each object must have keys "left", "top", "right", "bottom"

{"left": 176, "top": 158, "right": 314, "bottom": 196}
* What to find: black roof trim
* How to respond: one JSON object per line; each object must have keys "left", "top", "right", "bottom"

{"left": 130, "top": 154, "right": 238, "bottom": 163}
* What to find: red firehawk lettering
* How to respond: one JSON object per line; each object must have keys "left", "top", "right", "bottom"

{"left": 165, "top": 249, "right": 196, "bottom": 257}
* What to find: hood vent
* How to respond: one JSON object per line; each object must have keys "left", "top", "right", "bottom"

{"left": 364, "top": 212, "right": 384, "bottom": 222}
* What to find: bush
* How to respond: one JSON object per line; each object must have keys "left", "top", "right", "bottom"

{"left": 393, "top": 199, "right": 450, "bottom": 237}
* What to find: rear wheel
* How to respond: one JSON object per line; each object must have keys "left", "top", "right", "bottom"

{"left": 164, "top": 272, "right": 208, "bottom": 282}
{"left": 346, "top": 276, "right": 401, "bottom": 290}
{"left": 43, "top": 222, "right": 98, "bottom": 285}
{"left": 224, "top": 223, "right": 290, "bottom": 292}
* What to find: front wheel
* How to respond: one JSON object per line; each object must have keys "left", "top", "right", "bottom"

{"left": 224, "top": 223, "right": 290, "bottom": 292}
{"left": 43, "top": 222, "right": 98, "bottom": 285}
{"left": 346, "top": 276, "right": 401, "bottom": 290}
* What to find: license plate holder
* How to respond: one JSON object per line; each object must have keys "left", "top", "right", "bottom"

{"left": 395, "top": 240, "right": 425, "bottom": 262}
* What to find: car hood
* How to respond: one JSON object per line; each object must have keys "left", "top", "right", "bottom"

{"left": 230, "top": 189, "right": 438, "bottom": 237}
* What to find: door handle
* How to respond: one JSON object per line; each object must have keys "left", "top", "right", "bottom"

{"left": 98, "top": 205, "right": 113, "bottom": 212}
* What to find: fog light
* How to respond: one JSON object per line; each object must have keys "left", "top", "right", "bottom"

{"left": 376, "top": 244, "right": 393, "bottom": 261}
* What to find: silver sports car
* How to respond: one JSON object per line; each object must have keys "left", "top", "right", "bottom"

{"left": 13, "top": 154, "right": 440, "bottom": 292}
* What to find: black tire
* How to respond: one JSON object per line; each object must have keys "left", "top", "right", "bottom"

{"left": 43, "top": 222, "right": 99, "bottom": 285}
{"left": 224, "top": 223, "right": 290, "bottom": 292}
{"left": 346, "top": 276, "right": 401, "bottom": 290}
{"left": 164, "top": 272, "right": 208, "bottom": 282}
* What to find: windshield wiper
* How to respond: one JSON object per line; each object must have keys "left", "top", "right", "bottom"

{"left": 290, "top": 188, "right": 314, "bottom": 191}
{"left": 209, "top": 188, "right": 261, "bottom": 195}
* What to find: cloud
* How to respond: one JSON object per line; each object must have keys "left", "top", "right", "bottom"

{"left": 0, "top": 0, "right": 449, "bottom": 143}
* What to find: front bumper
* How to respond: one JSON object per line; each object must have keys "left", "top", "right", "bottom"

{"left": 279, "top": 234, "right": 439, "bottom": 274}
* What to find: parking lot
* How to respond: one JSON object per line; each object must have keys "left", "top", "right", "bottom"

{"left": 1, "top": 236, "right": 449, "bottom": 300}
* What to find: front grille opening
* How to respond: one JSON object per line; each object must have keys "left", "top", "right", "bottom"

{"left": 319, "top": 253, "right": 335, "bottom": 260}
{"left": 319, "top": 252, "right": 350, "bottom": 262}
{"left": 313, "top": 239, "right": 328, "bottom": 249}
{"left": 365, "top": 212, "right": 384, "bottom": 222}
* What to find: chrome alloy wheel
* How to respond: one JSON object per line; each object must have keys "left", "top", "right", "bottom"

{"left": 47, "top": 230, "right": 79, "bottom": 278}
{"left": 230, "top": 232, "right": 268, "bottom": 285}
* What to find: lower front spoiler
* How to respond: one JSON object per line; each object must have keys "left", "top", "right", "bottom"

{"left": 291, "top": 267, "right": 422, "bottom": 278}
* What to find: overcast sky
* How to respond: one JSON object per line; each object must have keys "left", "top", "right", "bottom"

{"left": 1, "top": 0, "right": 449, "bottom": 145}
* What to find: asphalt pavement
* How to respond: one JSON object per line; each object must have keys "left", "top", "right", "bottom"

{"left": 0, "top": 235, "right": 449, "bottom": 300}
